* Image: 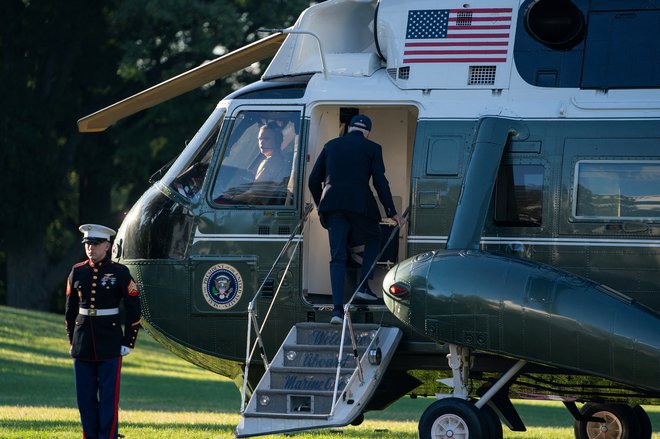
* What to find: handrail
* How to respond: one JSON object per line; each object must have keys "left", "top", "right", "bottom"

{"left": 240, "top": 203, "right": 313, "bottom": 413}
{"left": 330, "top": 207, "right": 409, "bottom": 415}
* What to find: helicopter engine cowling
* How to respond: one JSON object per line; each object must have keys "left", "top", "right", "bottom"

{"left": 383, "top": 249, "right": 660, "bottom": 393}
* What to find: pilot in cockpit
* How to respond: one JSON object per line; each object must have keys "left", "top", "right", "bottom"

{"left": 215, "top": 121, "right": 291, "bottom": 205}
{"left": 253, "top": 122, "right": 290, "bottom": 185}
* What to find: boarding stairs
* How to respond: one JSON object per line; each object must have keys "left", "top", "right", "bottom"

{"left": 235, "top": 204, "right": 405, "bottom": 437}
{"left": 235, "top": 322, "right": 401, "bottom": 437}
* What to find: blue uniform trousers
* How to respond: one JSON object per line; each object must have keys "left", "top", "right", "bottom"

{"left": 74, "top": 357, "right": 122, "bottom": 439}
{"left": 326, "top": 210, "right": 381, "bottom": 313}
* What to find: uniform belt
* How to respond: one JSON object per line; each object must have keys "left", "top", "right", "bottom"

{"left": 79, "top": 307, "right": 119, "bottom": 316}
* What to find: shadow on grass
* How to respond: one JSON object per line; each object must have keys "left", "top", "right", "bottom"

{"left": 121, "top": 374, "right": 240, "bottom": 412}
{"left": 0, "top": 305, "right": 242, "bottom": 412}
{"left": 0, "top": 355, "right": 240, "bottom": 412}
{"left": 1, "top": 419, "right": 241, "bottom": 438}
{"left": 366, "top": 396, "right": 576, "bottom": 427}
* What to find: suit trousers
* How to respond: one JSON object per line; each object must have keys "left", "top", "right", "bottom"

{"left": 74, "top": 357, "right": 122, "bottom": 439}
{"left": 326, "top": 210, "right": 381, "bottom": 312}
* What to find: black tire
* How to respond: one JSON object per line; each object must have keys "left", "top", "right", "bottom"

{"left": 481, "top": 403, "right": 503, "bottom": 439}
{"left": 418, "top": 398, "right": 487, "bottom": 439}
{"left": 573, "top": 403, "right": 640, "bottom": 439}
{"left": 632, "top": 405, "right": 652, "bottom": 439}
{"left": 350, "top": 412, "right": 365, "bottom": 426}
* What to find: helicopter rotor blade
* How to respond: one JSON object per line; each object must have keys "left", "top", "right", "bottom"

{"left": 77, "top": 32, "right": 286, "bottom": 133}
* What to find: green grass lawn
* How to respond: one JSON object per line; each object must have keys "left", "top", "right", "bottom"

{"left": 0, "top": 305, "right": 658, "bottom": 438}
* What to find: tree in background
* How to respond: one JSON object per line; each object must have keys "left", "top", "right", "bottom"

{"left": 0, "top": 0, "right": 310, "bottom": 311}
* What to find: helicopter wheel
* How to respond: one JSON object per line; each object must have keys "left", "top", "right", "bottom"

{"left": 418, "top": 397, "right": 487, "bottom": 439}
{"left": 480, "top": 404, "right": 503, "bottom": 439}
{"left": 632, "top": 405, "right": 652, "bottom": 439}
{"left": 573, "top": 403, "right": 640, "bottom": 439}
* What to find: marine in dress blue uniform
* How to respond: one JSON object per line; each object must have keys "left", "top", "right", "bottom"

{"left": 308, "top": 115, "right": 405, "bottom": 323}
{"left": 65, "top": 224, "right": 141, "bottom": 439}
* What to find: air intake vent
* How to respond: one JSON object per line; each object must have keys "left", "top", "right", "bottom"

{"left": 278, "top": 226, "right": 291, "bottom": 235}
{"left": 258, "top": 226, "right": 270, "bottom": 235}
{"left": 387, "top": 68, "right": 397, "bottom": 80}
{"left": 259, "top": 277, "right": 274, "bottom": 297}
{"left": 398, "top": 67, "right": 410, "bottom": 80}
{"left": 468, "top": 66, "right": 497, "bottom": 85}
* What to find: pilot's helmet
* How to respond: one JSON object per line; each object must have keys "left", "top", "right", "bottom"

{"left": 79, "top": 224, "right": 116, "bottom": 244}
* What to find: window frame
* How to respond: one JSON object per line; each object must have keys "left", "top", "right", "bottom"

{"left": 207, "top": 105, "right": 305, "bottom": 209}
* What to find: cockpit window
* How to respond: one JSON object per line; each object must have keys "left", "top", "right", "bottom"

{"left": 170, "top": 127, "right": 220, "bottom": 200}
{"left": 211, "top": 110, "right": 302, "bottom": 207}
{"left": 163, "top": 108, "right": 225, "bottom": 201}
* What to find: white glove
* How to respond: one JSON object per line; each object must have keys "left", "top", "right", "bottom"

{"left": 120, "top": 346, "right": 132, "bottom": 356}
{"left": 69, "top": 346, "right": 73, "bottom": 356}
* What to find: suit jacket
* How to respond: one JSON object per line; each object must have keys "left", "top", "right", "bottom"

{"left": 308, "top": 130, "right": 397, "bottom": 221}
{"left": 65, "top": 256, "right": 141, "bottom": 361}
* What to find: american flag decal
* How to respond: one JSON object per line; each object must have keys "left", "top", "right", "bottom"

{"left": 404, "top": 8, "right": 513, "bottom": 64}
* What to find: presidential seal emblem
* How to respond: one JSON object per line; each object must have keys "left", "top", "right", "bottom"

{"left": 202, "top": 264, "right": 243, "bottom": 310}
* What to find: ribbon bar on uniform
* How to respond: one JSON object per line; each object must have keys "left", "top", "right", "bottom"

{"left": 79, "top": 307, "right": 120, "bottom": 316}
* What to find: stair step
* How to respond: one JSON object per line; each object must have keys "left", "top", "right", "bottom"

{"left": 270, "top": 366, "right": 356, "bottom": 374}
{"left": 282, "top": 344, "right": 364, "bottom": 368}
{"left": 236, "top": 324, "right": 403, "bottom": 438}
{"left": 243, "top": 411, "right": 331, "bottom": 419}
{"left": 295, "top": 322, "right": 380, "bottom": 329}
{"left": 268, "top": 366, "right": 354, "bottom": 392}
{"left": 283, "top": 343, "right": 368, "bottom": 352}
{"left": 252, "top": 388, "right": 337, "bottom": 415}
{"left": 257, "top": 388, "right": 335, "bottom": 396}
{"left": 295, "top": 323, "right": 379, "bottom": 347}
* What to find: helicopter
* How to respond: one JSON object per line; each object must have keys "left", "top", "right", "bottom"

{"left": 77, "top": 0, "right": 660, "bottom": 438}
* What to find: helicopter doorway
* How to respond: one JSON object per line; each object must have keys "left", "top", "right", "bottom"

{"left": 302, "top": 105, "right": 418, "bottom": 306}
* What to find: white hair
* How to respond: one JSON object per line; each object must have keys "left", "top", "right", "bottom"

{"left": 348, "top": 126, "right": 370, "bottom": 137}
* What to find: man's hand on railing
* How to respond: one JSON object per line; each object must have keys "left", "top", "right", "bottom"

{"left": 391, "top": 213, "right": 406, "bottom": 228}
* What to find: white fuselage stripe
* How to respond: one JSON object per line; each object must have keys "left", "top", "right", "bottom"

{"left": 194, "top": 234, "right": 660, "bottom": 248}
{"left": 193, "top": 233, "right": 302, "bottom": 244}
{"left": 407, "top": 235, "right": 660, "bottom": 248}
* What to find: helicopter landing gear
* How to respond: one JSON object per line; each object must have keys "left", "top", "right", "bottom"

{"left": 573, "top": 403, "right": 646, "bottom": 439}
{"left": 418, "top": 344, "right": 525, "bottom": 439}
{"left": 417, "top": 398, "right": 507, "bottom": 439}
{"left": 632, "top": 405, "right": 653, "bottom": 439}
{"left": 418, "top": 397, "right": 487, "bottom": 439}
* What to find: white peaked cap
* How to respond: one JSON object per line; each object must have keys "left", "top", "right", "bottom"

{"left": 79, "top": 224, "right": 116, "bottom": 243}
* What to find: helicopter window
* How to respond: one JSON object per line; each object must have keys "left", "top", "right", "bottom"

{"left": 494, "top": 164, "right": 544, "bottom": 227}
{"left": 211, "top": 110, "right": 301, "bottom": 207}
{"left": 164, "top": 108, "right": 226, "bottom": 201}
{"left": 170, "top": 127, "right": 220, "bottom": 200}
{"left": 574, "top": 161, "right": 660, "bottom": 220}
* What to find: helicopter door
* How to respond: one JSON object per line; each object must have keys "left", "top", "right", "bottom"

{"left": 189, "top": 106, "right": 305, "bottom": 316}
{"left": 303, "top": 105, "right": 417, "bottom": 304}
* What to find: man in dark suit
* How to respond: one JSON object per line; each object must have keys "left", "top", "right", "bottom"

{"left": 65, "top": 224, "right": 141, "bottom": 439}
{"left": 308, "top": 115, "right": 405, "bottom": 324}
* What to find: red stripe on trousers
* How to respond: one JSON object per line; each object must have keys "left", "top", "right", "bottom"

{"left": 109, "top": 357, "right": 122, "bottom": 438}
